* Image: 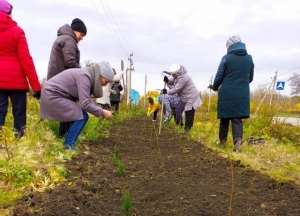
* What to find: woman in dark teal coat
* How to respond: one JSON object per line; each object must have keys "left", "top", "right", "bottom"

{"left": 210, "top": 35, "right": 254, "bottom": 152}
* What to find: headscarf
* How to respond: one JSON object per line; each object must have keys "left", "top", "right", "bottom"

{"left": 226, "top": 35, "right": 241, "bottom": 49}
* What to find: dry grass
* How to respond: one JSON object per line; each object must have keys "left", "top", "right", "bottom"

{"left": 191, "top": 109, "right": 300, "bottom": 185}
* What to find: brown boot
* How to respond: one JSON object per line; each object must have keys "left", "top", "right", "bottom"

{"left": 218, "top": 140, "right": 226, "bottom": 148}
{"left": 233, "top": 140, "right": 242, "bottom": 152}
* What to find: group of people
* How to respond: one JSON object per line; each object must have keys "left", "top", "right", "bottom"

{"left": 147, "top": 35, "right": 254, "bottom": 152}
{"left": 147, "top": 64, "right": 202, "bottom": 133}
{"left": 0, "top": 0, "right": 254, "bottom": 152}
{"left": 0, "top": 0, "right": 122, "bottom": 150}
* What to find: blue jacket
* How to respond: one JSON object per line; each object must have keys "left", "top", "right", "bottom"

{"left": 212, "top": 42, "right": 254, "bottom": 119}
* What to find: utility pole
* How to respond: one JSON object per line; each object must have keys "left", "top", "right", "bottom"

{"left": 144, "top": 73, "right": 147, "bottom": 108}
{"left": 255, "top": 72, "right": 277, "bottom": 115}
{"left": 269, "top": 71, "right": 277, "bottom": 106}
{"left": 127, "top": 53, "right": 133, "bottom": 106}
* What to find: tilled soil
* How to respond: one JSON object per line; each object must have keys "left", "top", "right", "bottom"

{"left": 13, "top": 116, "right": 300, "bottom": 215}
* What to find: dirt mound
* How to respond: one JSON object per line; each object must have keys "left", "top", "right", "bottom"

{"left": 13, "top": 116, "right": 300, "bottom": 215}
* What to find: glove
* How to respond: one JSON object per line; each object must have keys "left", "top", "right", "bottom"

{"left": 110, "top": 90, "right": 117, "bottom": 94}
{"left": 162, "top": 88, "right": 167, "bottom": 94}
{"left": 147, "top": 112, "right": 150, "bottom": 117}
{"left": 33, "top": 91, "right": 41, "bottom": 99}
{"left": 207, "top": 84, "right": 213, "bottom": 89}
{"left": 163, "top": 76, "right": 169, "bottom": 83}
{"left": 163, "top": 118, "right": 171, "bottom": 124}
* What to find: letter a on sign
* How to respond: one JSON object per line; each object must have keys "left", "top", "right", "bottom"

{"left": 276, "top": 81, "right": 285, "bottom": 90}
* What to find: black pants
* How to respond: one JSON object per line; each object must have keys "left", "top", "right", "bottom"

{"left": 59, "top": 121, "right": 73, "bottom": 138}
{"left": 185, "top": 108, "right": 195, "bottom": 131}
{"left": 153, "top": 110, "right": 159, "bottom": 120}
{"left": 176, "top": 100, "right": 185, "bottom": 126}
{"left": 98, "top": 103, "right": 110, "bottom": 110}
{"left": 219, "top": 118, "right": 243, "bottom": 143}
{"left": 172, "top": 107, "right": 177, "bottom": 122}
{"left": 110, "top": 101, "right": 120, "bottom": 112}
{"left": 0, "top": 90, "right": 26, "bottom": 136}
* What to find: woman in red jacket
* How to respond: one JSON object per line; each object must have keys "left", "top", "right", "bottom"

{"left": 0, "top": 0, "right": 41, "bottom": 139}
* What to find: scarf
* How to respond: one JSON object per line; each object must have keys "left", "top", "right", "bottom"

{"left": 88, "top": 64, "right": 103, "bottom": 98}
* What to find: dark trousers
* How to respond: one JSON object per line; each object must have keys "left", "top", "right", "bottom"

{"left": 98, "top": 103, "right": 110, "bottom": 110}
{"left": 59, "top": 121, "right": 73, "bottom": 138}
{"left": 185, "top": 108, "right": 195, "bottom": 131}
{"left": 153, "top": 110, "right": 159, "bottom": 120}
{"left": 171, "top": 107, "right": 177, "bottom": 122}
{"left": 110, "top": 101, "right": 120, "bottom": 112}
{"left": 219, "top": 118, "right": 243, "bottom": 143}
{"left": 176, "top": 100, "right": 185, "bottom": 125}
{"left": 0, "top": 90, "right": 26, "bottom": 135}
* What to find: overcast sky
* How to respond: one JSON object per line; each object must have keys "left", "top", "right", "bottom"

{"left": 10, "top": 0, "right": 300, "bottom": 96}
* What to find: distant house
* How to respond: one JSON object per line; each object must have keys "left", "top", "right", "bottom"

{"left": 130, "top": 89, "right": 139, "bottom": 105}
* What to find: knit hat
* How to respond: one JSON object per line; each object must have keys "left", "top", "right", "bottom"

{"left": 148, "top": 97, "right": 154, "bottom": 104}
{"left": 0, "top": 0, "right": 13, "bottom": 14}
{"left": 71, "top": 18, "right": 87, "bottom": 35}
{"left": 99, "top": 61, "right": 114, "bottom": 82}
{"left": 226, "top": 35, "right": 241, "bottom": 49}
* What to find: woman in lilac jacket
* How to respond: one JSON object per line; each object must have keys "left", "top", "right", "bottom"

{"left": 40, "top": 61, "right": 114, "bottom": 150}
{"left": 163, "top": 64, "right": 202, "bottom": 132}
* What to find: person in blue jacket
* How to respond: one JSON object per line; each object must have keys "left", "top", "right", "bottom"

{"left": 209, "top": 35, "right": 254, "bottom": 152}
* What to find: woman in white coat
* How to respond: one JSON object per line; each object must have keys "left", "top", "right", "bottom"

{"left": 96, "top": 69, "right": 123, "bottom": 109}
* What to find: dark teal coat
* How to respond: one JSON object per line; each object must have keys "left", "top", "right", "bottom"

{"left": 212, "top": 42, "right": 254, "bottom": 119}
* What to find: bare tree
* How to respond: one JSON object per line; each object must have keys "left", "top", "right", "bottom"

{"left": 289, "top": 72, "right": 300, "bottom": 95}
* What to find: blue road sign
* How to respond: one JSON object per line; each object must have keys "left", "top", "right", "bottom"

{"left": 276, "top": 81, "right": 285, "bottom": 90}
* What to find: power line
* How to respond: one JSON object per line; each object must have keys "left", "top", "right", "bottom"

{"left": 98, "top": 0, "right": 129, "bottom": 55}
{"left": 251, "top": 66, "right": 300, "bottom": 85}
{"left": 277, "top": 66, "right": 300, "bottom": 76}
{"left": 90, "top": 0, "right": 128, "bottom": 57}
{"left": 103, "top": 0, "right": 133, "bottom": 53}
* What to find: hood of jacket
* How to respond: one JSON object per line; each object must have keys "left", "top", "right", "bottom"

{"left": 57, "top": 24, "right": 77, "bottom": 42}
{"left": 176, "top": 65, "right": 188, "bottom": 78}
{"left": 0, "top": 12, "right": 16, "bottom": 32}
{"left": 227, "top": 42, "right": 248, "bottom": 56}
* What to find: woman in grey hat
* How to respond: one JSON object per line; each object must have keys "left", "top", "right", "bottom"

{"left": 40, "top": 61, "right": 114, "bottom": 150}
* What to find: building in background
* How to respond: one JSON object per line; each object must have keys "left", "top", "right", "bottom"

{"left": 130, "top": 89, "right": 139, "bottom": 105}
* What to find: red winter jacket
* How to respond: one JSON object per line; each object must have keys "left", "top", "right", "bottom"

{"left": 0, "top": 12, "right": 41, "bottom": 91}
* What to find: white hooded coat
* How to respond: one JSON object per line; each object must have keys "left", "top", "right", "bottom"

{"left": 96, "top": 72, "right": 123, "bottom": 106}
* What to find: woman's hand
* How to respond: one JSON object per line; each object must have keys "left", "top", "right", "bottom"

{"left": 102, "top": 109, "right": 114, "bottom": 119}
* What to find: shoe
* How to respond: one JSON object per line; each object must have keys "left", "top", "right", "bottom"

{"left": 218, "top": 140, "right": 226, "bottom": 148}
{"left": 233, "top": 140, "right": 242, "bottom": 152}
{"left": 184, "top": 127, "right": 191, "bottom": 132}
{"left": 163, "top": 118, "right": 171, "bottom": 124}
{"left": 152, "top": 119, "right": 156, "bottom": 122}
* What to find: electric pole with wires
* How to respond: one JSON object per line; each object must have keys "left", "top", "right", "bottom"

{"left": 127, "top": 53, "right": 134, "bottom": 106}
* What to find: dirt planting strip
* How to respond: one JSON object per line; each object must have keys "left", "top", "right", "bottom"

{"left": 13, "top": 116, "right": 300, "bottom": 216}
